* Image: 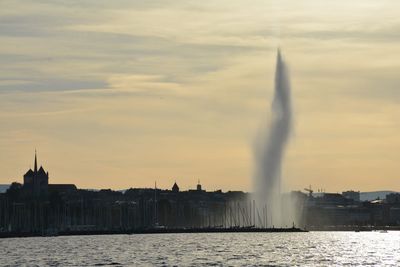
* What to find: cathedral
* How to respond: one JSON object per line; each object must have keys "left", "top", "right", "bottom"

{"left": 23, "top": 151, "right": 49, "bottom": 196}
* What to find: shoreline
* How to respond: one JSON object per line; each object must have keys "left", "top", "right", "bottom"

{"left": 0, "top": 227, "right": 306, "bottom": 238}
{"left": 2, "top": 226, "right": 400, "bottom": 239}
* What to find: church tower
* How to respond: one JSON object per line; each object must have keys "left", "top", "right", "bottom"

{"left": 23, "top": 151, "right": 49, "bottom": 196}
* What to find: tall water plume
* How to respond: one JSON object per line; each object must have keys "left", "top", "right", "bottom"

{"left": 253, "top": 50, "right": 294, "bottom": 227}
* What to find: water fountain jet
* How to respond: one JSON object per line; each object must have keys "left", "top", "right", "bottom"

{"left": 253, "top": 49, "right": 294, "bottom": 227}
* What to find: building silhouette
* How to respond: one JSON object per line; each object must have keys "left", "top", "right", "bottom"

{"left": 172, "top": 182, "right": 179, "bottom": 193}
{"left": 0, "top": 152, "right": 399, "bottom": 236}
{"left": 23, "top": 151, "right": 49, "bottom": 196}
{"left": 22, "top": 151, "right": 76, "bottom": 197}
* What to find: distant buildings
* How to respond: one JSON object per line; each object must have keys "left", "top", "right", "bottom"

{"left": 386, "top": 193, "right": 400, "bottom": 204}
{"left": 304, "top": 190, "right": 400, "bottom": 229}
{"left": 0, "top": 152, "right": 399, "bottom": 236}
{"left": 342, "top": 190, "right": 360, "bottom": 202}
{"left": 0, "top": 152, "right": 253, "bottom": 235}
{"left": 21, "top": 152, "right": 77, "bottom": 197}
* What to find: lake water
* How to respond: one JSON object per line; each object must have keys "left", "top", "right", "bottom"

{"left": 1, "top": 232, "right": 399, "bottom": 266}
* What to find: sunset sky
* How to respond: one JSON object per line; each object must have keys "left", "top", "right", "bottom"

{"left": 1, "top": 0, "right": 400, "bottom": 192}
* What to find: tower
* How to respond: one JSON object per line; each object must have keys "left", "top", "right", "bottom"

{"left": 23, "top": 151, "right": 49, "bottom": 196}
{"left": 172, "top": 181, "right": 179, "bottom": 193}
{"left": 196, "top": 179, "right": 202, "bottom": 191}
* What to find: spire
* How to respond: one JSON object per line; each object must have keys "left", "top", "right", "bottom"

{"left": 34, "top": 149, "right": 38, "bottom": 173}
{"left": 172, "top": 181, "right": 179, "bottom": 192}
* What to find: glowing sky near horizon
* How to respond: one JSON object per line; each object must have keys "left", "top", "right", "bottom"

{"left": 1, "top": 0, "right": 400, "bottom": 192}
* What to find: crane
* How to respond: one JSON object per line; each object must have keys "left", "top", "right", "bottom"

{"left": 304, "top": 185, "right": 313, "bottom": 198}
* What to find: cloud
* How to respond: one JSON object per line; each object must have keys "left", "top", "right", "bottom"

{"left": 1, "top": 0, "right": 400, "bottom": 191}
{"left": 0, "top": 78, "right": 106, "bottom": 93}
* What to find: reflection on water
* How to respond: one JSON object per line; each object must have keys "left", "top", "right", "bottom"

{"left": 1, "top": 232, "right": 400, "bottom": 266}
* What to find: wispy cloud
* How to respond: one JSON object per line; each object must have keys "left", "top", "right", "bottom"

{"left": 1, "top": 0, "right": 400, "bottom": 191}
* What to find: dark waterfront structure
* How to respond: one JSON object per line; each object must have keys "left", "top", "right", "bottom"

{"left": 1, "top": 153, "right": 275, "bottom": 236}
{"left": 303, "top": 191, "right": 400, "bottom": 230}
{"left": 0, "top": 154, "right": 400, "bottom": 237}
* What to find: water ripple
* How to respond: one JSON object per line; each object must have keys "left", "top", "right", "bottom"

{"left": 0, "top": 232, "right": 400, "bottom": 266}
